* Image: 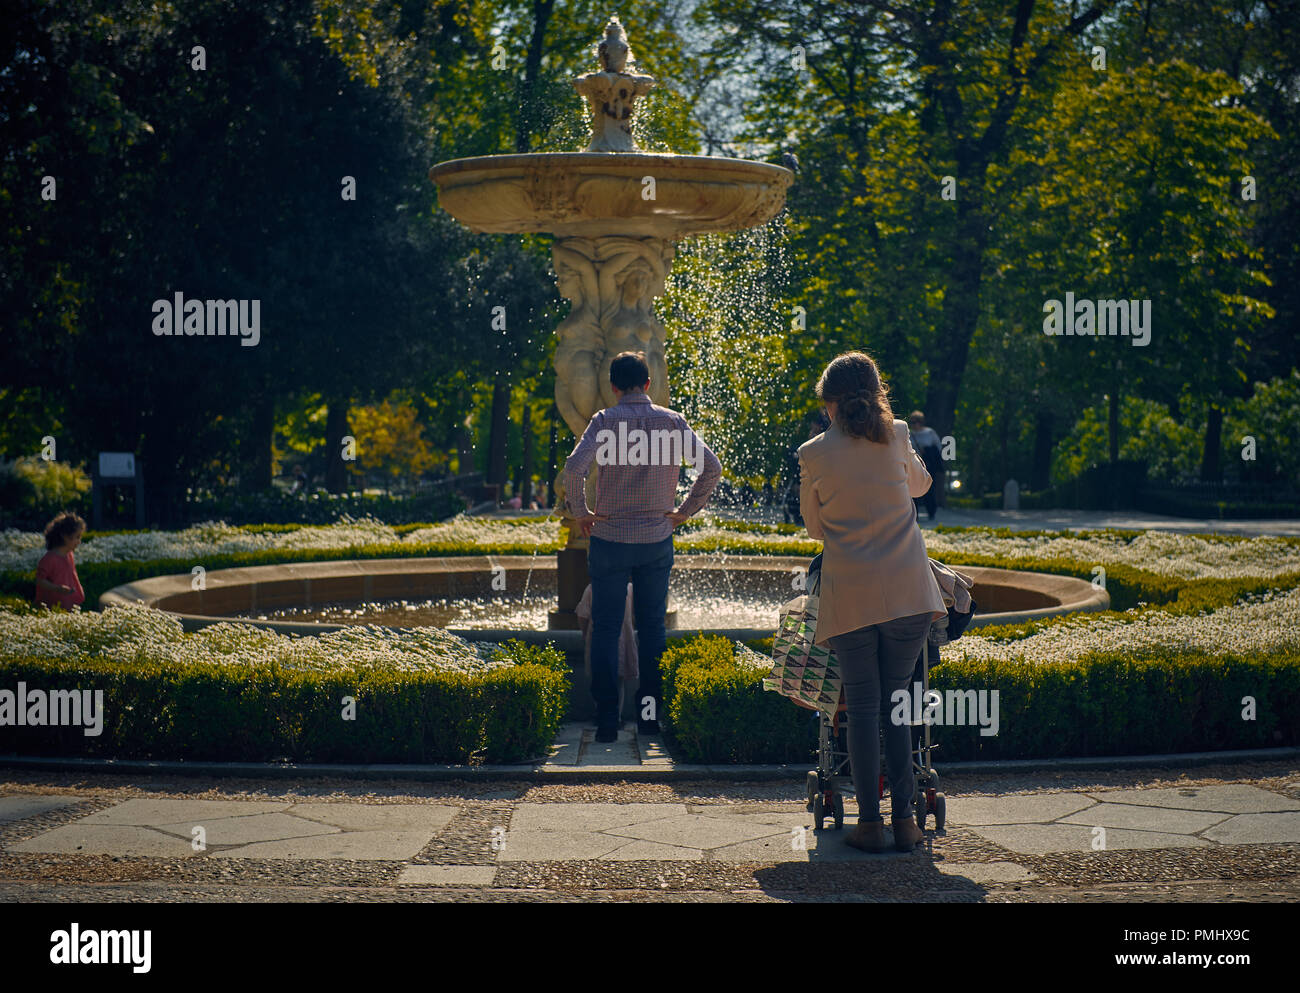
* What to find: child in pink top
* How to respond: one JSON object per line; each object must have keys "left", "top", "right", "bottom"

{"left": 34, "top": 512, "right": 86, "bottom": 610}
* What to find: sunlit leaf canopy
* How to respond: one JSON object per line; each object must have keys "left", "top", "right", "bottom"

{"left": 2, "top": 0, "right": 1295, "bottom": 521}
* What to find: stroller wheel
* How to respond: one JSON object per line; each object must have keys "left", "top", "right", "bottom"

{"left": 812, "top": 793, "right": 825, "bottom": 831}
{"left": 806, "top": 771, "right": 819, "bottom": 812}
{"left": 915, "top": 804, "right": 927, "bottom": 832}
{"left": 935, "top": 793, "right": 947, "bottom": 832}
{"left": 832, "top": 793, "right": 844, "bottom": 830}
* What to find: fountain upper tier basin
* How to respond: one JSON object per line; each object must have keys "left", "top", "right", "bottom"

{"left": 428, "top": 153, "right": 794, "bottom": 239}
{"left": 102, "top": 556, "right": 1110, "bottom": 650}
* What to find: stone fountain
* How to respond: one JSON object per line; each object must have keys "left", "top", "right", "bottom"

{"left": 428, "top": 16, "right": 794, "bottom": 628}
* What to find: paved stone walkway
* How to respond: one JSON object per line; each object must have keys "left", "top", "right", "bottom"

{"left": 542, "top": 722, "right": 672, "bottom": 770}
{"left": 2, "top": 761, "right": 1297, "bottom": 902}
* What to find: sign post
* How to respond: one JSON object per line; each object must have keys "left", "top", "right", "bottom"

{"left": 92, "top": 452, "right": 145, "bottom": 528}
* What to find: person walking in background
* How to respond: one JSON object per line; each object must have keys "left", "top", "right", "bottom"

{"left": 799, "top": 354, "right": 946, "bottom": 852}
{"left": 782, "top": 412, "right": 829, "bottom": 525}
{"left": 907, "top": 411, "right": 943, "bottom": 520}
{"left": 34, "top": 511, "right": 86, "bottom": 610}
{"left": 565, "top": 351, "right": 722, "bottom": 742}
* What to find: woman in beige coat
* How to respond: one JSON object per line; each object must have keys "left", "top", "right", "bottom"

{"left": 798, "top": 352, "right": 947, "bottom": 853}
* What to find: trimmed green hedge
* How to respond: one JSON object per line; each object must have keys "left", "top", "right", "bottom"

{"left": 658, "top": 635, "right": 1300, "bottom": 764}
{"left": 925, "top": 650, "right": 1300, "bottom": 760}
{"left": 660, "top": 636, "right": 813, "bottom": 763}
{"left": 0, "top": 640, "right": 569, "bottom": 764}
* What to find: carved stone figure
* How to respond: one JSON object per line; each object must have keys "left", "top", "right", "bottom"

{"left": 551, "top": 235, "right": 671, "bottom": 438}
{"left": 552, "top": 239, "right": 604, "bottom": 437}
{"left": 573, "top": 17, "right": 655, "bottom": 153}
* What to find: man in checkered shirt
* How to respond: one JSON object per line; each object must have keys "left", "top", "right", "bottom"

{"left": 565, "top": 351, "right": 722, "bottom": 741}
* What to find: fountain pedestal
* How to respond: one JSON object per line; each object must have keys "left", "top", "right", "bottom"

{"left": 548, "top": 546, "right": 588, "bottom": 631}
{"left": 429, "top": 16, "right": 791, "bottom": 633}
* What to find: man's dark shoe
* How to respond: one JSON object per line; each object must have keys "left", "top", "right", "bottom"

{"left": 594, "top": 726, "right": 618, "bottom": 743}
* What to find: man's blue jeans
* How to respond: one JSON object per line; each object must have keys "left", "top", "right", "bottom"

{"left": 587, "top": 535, "right": 673, "bottom": 730}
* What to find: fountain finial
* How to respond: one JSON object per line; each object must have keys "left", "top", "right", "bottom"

{"left": 573, "top": 16, "right": 655, "bottom": 153}
{"left": 598, "top": 16, "right": 631, "bottom": 72}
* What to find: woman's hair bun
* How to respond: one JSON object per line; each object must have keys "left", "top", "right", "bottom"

{"left": 841, "top": 395, "right": 870, "bottom": 419}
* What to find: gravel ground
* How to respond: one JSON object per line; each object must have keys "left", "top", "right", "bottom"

{"left": 2, "top": 760, "right": 1298, "bottom": 903}
{"left": 1, "top": 878, "right": 1294, "bottom": 903}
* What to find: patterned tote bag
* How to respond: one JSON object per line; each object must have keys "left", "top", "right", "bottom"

{"left": 763, "top": 554, "right": 842, "bottom": 717}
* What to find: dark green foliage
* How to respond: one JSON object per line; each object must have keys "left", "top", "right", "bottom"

{"left": 176, "top": 488, "right": 469, "bottom": 528}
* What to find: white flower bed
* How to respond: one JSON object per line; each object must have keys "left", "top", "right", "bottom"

{"left": 950, "top": 587, "right": 1300, "bottom": 664}
{"left": 0, "top": 601, "right": 509, "bottom": 674}
{"left": 678, "top": 527, "right": 819, "bottom": 552}
{"left": 401, "top": 518, "right": 560, "bottom": 548}
{"left": 4, "top": 516, "right": 1296, "bottom": 581}
{"left": 923, "top": 528, "right": 1300, "bottom": 581}
{"left": 0, "top": 515, "right": 560, "bottom": 573}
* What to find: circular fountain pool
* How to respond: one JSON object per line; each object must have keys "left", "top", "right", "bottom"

{"left": 102, "top": 555, "right": 1110, "bottom": 649}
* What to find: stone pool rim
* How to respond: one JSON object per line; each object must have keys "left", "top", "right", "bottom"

{"left": 100, "top": 555, "right": 1111, "bottom": 651}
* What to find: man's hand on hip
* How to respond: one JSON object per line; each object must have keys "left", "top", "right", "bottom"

{"left": 664, "top": 509, "right": 690, "bottom": 528}
{"left": 575, "top": 513, "right": 608, "bottom": 538}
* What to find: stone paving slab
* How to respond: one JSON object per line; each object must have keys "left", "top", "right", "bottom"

{"left": 6, "top": 798, "right": 456, "bottom": 861}
{"left": 286, "top": 803, "right": 457, "bottom": 833}
{"left": 152, "top": 813, "right": 340, "bottom": 845}
{"left": 602, "top": 840, "right": 703, "bottom": 860}
{"left": 638, "top": 731, "right": 672, "bottom": 767}
{"left": 80, "top": 798, "right": 289, "bottom": 825}
{"left": 970, "top": 824, "right": 1211, "bottom": 855}
{"left": 509, "top": 802, "right": 686, "bottom": 833}
{"left": 577, "top": 727, "right": 641, "bottom": 766}
{"left": 1058, "top": 803, "right": 1230, "bottom": 833}
{"left": 603, "top": 812, "right": 786, "bottom": 849}
{"left": 497, "top": 830, "right": 628, "bottom": 862}
{"left": 712, "top": 834, "right": 813, "bottom": 862}
{"left": 211, "top": 830, "right": 436, "bottom": 860}
{"left": 707, "top": 811, "right": 816, "bottom": 829}
{"left": 0, "top": 795, "right": 79, "bottom": 822}
{"left": 945, "top": 793, "right": 1097, "bottom": 825}
{"left": 10, "top": 824, "right": 197, "bottom": 858}
{"left": 1084, "top": 784, "right": 1300, "bottom": 813}
{"left": 1202, "top": 812, "right": 1300, "bottom": 845}
{"left": 545, "top": 723, "right": 584, "bottom": 767}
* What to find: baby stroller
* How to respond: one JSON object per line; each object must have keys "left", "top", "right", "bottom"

{"left": 774, "top": 553, "right": 974, "bottom": 832}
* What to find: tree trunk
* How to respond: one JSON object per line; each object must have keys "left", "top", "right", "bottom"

{"left": 1200, "top": 404, "right": 1223, "bottom": 482}
{"left": 521, "top": 402, "right": 534, "bottom": 505}
{"left": 240, "top": 394, "right": 275, "bottom": 493}
{"left": 546, "top": 404, "right": 558, "bottom": 507}
{"left": 486, "top": 371, "right": 510, "bottom": 487}
{"left": 923, "top": 199, "right": 988, "bottom": 439}
{"left": 514, "top": 0, "right": 555, "bottom": 154}
{"left": 325, "top": 397, "right": 351, "bottom": 494}
{"left": 1032, "top": 409, "right": 1053, "bottom": 491}
{"left": 998, "top": 401, "right": 1010, "bottom": 486}
{"left": 457, "top": 426, "right": 474, "bottom": 477}
{"left": 1108, "top": 390, "right": 1120, "bottom": 465}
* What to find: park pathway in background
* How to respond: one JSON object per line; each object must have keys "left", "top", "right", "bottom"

{"left": 699, "top": 506, "right": 1300, "bottom": 537}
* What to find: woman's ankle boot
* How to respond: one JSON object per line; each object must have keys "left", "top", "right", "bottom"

{"left": 892, "top": 817, "right": 924, "bottom": 851}
{"left": 846, "top": 820, "right": 888, "bottom": 853}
